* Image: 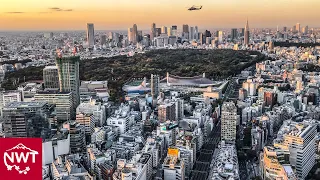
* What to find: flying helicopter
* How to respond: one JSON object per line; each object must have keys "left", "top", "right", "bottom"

{"left": 187, "top": 5, "right": 202, "bottom": 11}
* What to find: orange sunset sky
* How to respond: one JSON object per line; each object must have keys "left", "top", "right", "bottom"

{"left": 0, "top": 0, "right": 319, "bottom": 30}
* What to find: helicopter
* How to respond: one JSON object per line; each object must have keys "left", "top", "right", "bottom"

{"left": 187, "top": 5, "right": 202, "bottom": 11}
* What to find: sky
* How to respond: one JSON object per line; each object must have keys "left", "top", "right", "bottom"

{"left": 0, "top": 0, "right": 319, "bottom": 31}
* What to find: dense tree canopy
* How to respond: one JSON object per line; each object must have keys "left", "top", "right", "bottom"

{"left": 1, "top": 49, "right": 267, "bottom": 100}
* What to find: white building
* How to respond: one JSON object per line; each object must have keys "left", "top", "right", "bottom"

{"left": 77, "top": 99, "right": 106, "bottom": 126}
{"left": 221, "top": 102, "right": 237, "bottom": 142}
{"left": 273, "top": 120, "right": 317, "bottom": 179}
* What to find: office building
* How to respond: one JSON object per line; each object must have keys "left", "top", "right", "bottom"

{"left": 158, "top": 102, "right": 176, "bottom": 122}
{"left": 167, "top": 27, "right": 172, "bottom": 36}
{"left": 218, "top": 31, "right": 223, "bottom": 43}
{"left": 43, "top": 66, "right": 59, "bottom": 89}
{"left": 211, "top": 141, "right": 239, "bottom": 179}
{"left": 161, "top": 26, "right": 168, "bottom": 34}
{"left": 2, "top": 102, "right": 52, "bottom": 137}
{"left": 296, "top": 23, "right": 300, "bottom": 33}
{"left": 150, "top": 23, "right": 156, "bottom": 40}
{"left": 273, "top": 120, "right": 317, "bottom": 179}
{"left": 231, "top": 28, "right": 238, "bottom": 41}
{"left": 302, "top": 25, "right": 308, "bottom": 34}
{"left": 0, "top": 90, "right": 22, "bottom": 109}
{"left": 264, "top": 91, "right": 277, "bottom": 107}
{"left": 172, "top": 25, "right": 178, "bottom": 36}
{"left": 189, "top": 27, "right": 194, "bottom": 40}
{"left": 182, "top": 24, "right": 189, "bottom": 39}
{"left": 132, "top": 24, "right": 138, "bottom": 44}
{"left": 63, "top": 121, "right": 86, "bottom": 153}
{"left": 283, "top": 26, "right": 287, "bottom": 32}
{"left": 100, "top": 34, "right": 106, "bottom": 45}
{"left": 156, "top": 28, "right": 161, "bottom": 37}
{"left": 86, "top": 23, "right": 95, "bottom": 47}
{"left": 34, "top": 91, "right": 74, "bottom": 122}
{"left": 76, "top": 99, "right": 106, "bottom": 127}
{"left": 151, "top": 74, "right": 160, "bottom": 99}
{"left": 194, "top": 26, "right": 199, "bottom": 40}
{"left": 244, "top": 20, "right": 250, "bottom": 45}
{"left": 221, "top": 102, "right": 237, "bottom": 142}
{"left": 76, "top": 113, "right": 95, "bottom": 136}
{"left": 56, "top": 56, "right": 80, "bottom": 110}
{"left": 128, "top": 28, "right": 133, "bottom": 42}
{"left": 260, "top": 146, "right": 296, "bottom": 180}
{"left": 163, "top": 148, "right": 185, "bottom": 180}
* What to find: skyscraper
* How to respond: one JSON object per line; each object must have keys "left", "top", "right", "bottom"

{"left": 302, "top": 25, "right": 308, "bottom": 34}
{"left": 218, "top": 31, "right": 223, "bottom": 43}
{"left": 296, "top": 23, "right": 300, "bottom": 33}
{"left": 244, "top": 19, "right": 250, "bottom": 45}
{"left": 231, "top": 28, "right": 238, "bottom": 41}
{"left": 43, "top": 66, "right": 59, "bottom": 89}
{"left": 100, "top": 34, "right": 106, "bottom": 45}
{"left": 56, "top": 56, "right": 80, "bottom": 110}
{"left": 189, "top": 27, "right": 194, "bottom": 40}
{"left": 182, "top": 24, "right": 189, "bottom": 39}
{"left": 132, "top": 24, "right": 138, "bottom": 44}
{"left": 156, "top": 28, "right": 162, "bottom": 37}
{"left": 171, "top": 25, "right": 178, "bottom": 36}
{"left": 167, "top": 27, "right": 172, "bottom": 36}
{"left": 150, "top": 23, "right": 156, "bottom": 40}
{"left": 151, "top": 74, "right": 160, "bottom": 99}
{"left": 128, "top": 28, "right": 133, "bottom": 42}
{"left": 161, "top": 26, "right": 167, "bottom": 34}
{"left": 194, "top": 26, "right": 199, "bottom": 40}
{"left": 221, "top": 102, "right": 237, "bottom": 142}
{"left": 86, "top": 23, "right": 95, "bottom": 47}
{"left": 283, "top": 26, "right": 287, "bottom": 32}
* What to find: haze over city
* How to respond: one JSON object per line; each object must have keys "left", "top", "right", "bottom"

{"left": 0, "top": 0, "right": 319, "bottom": 30}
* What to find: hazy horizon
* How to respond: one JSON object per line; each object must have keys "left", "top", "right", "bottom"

{"left": 0, "top": 0, "right": 319, "bottom": 30}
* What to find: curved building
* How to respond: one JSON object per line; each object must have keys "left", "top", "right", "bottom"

{"left": 161, "top": 72, "right": 217, "bottom": 88}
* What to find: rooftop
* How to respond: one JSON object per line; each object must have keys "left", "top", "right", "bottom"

{"left": 4, "top": 101, "right": 47, "bottom": 108}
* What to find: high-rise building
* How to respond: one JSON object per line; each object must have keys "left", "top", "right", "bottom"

{"left": 302, "top": 25, "right": 308, "bottom": 34}
{"left": 262, "top": 120, "right": 317, "bottom": 179}
{"left": 163, "top": 148, "right": 185, "bottom": 180}
{"left": 150, "top": 23, "right": 156, "bottom": 40}
{"left": 128, "top": 28, "right": 133, "bottom": 42}
{"left": 34, "top": 91, "right": 74, "bottom": 122}
{"left": 86, "top": 23, "right": 95, "bottom": 47}
{"left": 199, "top": 33, "right": 205, "bottom": 45}
{"left": 194, "top": 26, "right": 199, "bottom": 40}
{"left": 151, "top": 74, "right": 160, "bottom": 99}
{"left": 167, "top": 27, "right": 172, "bottom": 36}
{"left": 56, "top": 56, "right": 80, "bottom": 110}
{"left": 244, "top": 20, "right": 250, "bottom": 45}
{"left": 158, "top": 102, "right": 176, "bottom": 122}
{"left": 43, "top": 66, "right": 59, "bottom": 89}
{"left": 264, "top": 91, "right": 277, "bottom": 107}
{"left": 100, "top": 34, "right": 106, "bottom": 45}
{"left": 182, "top": 24, "right": 189, "bottom": 39}
{"left": 171, "top": 25, "right": 178, "bottom": 36}
{"left": 189, "top": 27, "right": 194, "bottom": 40}
{"left": 283, "top": 26, "right": 287, "bottom": 32}
{"left": 221, "top": 102, "right": 237, "bottom": 142}
{"left": 218, "top": 31, "right": 223, "bottom": 43}
{"left": 296, "top": 23, "right": 300, "bottom": 33}
{"left": 132, "top": 24, "right": 138, "bottom": 44}
{"left": 240, "top": 28, "right": 245, "bottom": 37}
{"left": 63, "top": 121, "right": 86, "bottom": 153}
{"left": 2, "top": 102, "right": 52, "bottom": 137}
{"left": 76, "top": 113, "right": 95, "bottom": 136}
{"left": 161, "top": 26, "right": 168, "bottom": 34}
{"left": 156, "top": 28, "right": 162, "bottom": 37}
{"left": 231, "top": 28, "right": 238, "bottom": 41}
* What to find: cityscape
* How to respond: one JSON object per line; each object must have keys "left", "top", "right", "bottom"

{"left": 0, "top": 1, "right": 320, "bottom": 180}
